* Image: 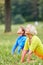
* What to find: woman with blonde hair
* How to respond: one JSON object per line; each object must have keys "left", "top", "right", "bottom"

{"left": 12, "top": 26, "right": 26, "bottom": 55}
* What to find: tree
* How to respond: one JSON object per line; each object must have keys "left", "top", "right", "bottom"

{"left": 32, "top": 0, "right": 39, "bottom": 21}
{"left": 5, "top": 0, "right": 11, "bottom": 32}
{"left": 11, "top": 0, "right": 39, "bottom": 21}
{"left": 40, "top": 0, "right": 43, "bottom": 20}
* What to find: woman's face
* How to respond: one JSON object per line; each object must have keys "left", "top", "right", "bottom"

{"left": 17, "top": 28, "right": 24, "bottom": 35}
{"left": 25, "top": 27, "right": 30, "bottom": 35}
{"left": 25, "top": 27, "right": 32, "bottom": 38}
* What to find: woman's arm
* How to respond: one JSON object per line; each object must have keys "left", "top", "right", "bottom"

{"left": 21, "top": 49, "right": 27, "bottom": 62}
{"left": 11, "top": 39, "right": 18, "bottom": 55}
{"left": 27, "top": 50, "right": 33, "bottom": 62}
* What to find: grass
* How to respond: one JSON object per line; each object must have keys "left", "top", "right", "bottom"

{"left": 0, "top": 22, "right": 43, "bottom": 65}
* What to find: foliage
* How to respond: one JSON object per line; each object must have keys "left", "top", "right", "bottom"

{"left": 0, "top": 4, "right": 5, "bottom": 24}
{"left": 12, "top": 14, "right": 26, "bottom": 24}
{"left": 11, "top": 0, "right": 39, "bottom": 21}
{"left": 0, "top": 0, "right": 43, "bottom": 24}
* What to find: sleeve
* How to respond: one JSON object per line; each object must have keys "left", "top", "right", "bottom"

{"left": 18, "top": 46, "right": 22, "bottom": 54}
{"left": 24, "top": 38, "right": 29, "bottom": 50}
{"left": 21, "top": 37, "right": 26, "bottom": 47}
{"left": 11, "top": 38, "right": 18, "bottom": 55}
{"left": 29, "top": 36, "right": 38, "bottom": 52}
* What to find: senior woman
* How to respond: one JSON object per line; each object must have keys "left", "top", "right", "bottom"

{"left": 21, "top": 24, "right": 43, "bottom": 63}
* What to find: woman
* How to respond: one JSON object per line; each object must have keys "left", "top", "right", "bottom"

{"left": 11, "top": 26, "right": 26, "bottom": 55}
{"left": 21, "top": 24, "right": 43, "bottom": 62}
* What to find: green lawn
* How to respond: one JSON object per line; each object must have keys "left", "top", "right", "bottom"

{"left": 0, "top": 22, "right": 43, "bottom": 65}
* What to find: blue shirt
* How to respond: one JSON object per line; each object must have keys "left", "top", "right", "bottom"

{"left": 12, "top": 35, "right": 26, "bottom": 55}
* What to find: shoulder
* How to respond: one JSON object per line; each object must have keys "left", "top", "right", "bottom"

{"left": 32, "top": 35, "right": 39, "bottom": 40}
{"left": 32, "top": 35, "right": 41, "bottom": 43}
{"left": 22, "top": 36, "right": 27, "bottom": 39}
{"left": 17, "top": 36, "right": 21, "bottom": 40}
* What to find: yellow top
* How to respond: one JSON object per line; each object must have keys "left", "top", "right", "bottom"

{"left": 24, "top": 35, "right": 43, "bottom": 59}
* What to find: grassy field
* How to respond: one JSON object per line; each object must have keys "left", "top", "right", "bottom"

{"left": 0, "top": 22, "right": 43, "bottom": 65}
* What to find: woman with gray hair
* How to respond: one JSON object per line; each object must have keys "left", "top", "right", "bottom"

{"left": 21, "top": 24, "right": 43, "bottom": 63}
